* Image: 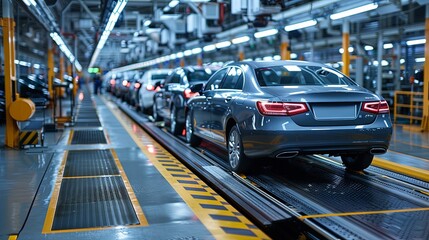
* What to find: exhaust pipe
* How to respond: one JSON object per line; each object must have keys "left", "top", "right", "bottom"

{"left": 276, "top": 151, "right": 299, "bottom": 158}
{"left": 370, "top": 148, "right": 387, "bottom": 155}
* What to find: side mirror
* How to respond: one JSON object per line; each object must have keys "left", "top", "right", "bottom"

{"left": 190, "top": 83, "right": 204, "bottom": 94}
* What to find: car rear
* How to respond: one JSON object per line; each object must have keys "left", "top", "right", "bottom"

{"left": 240, "top": 63, "right": 392, "bottom": 159}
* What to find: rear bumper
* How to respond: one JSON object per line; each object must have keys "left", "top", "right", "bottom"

{"left": 241, "top": 115, "right": 392, "bottom": 158}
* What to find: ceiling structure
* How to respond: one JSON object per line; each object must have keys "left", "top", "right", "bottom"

{"left": 8, "top": 0, "right": 429, "bottom": 75}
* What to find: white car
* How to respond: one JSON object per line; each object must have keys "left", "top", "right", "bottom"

{"left": 137, "top": 69, "right": 171, "bottom": 114}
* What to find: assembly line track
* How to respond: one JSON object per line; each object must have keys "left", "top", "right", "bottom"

{"left": 114, "top": 99, "right": 429, "bottom": 240}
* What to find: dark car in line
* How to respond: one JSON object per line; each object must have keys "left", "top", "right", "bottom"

{"left": 152, "top": 66, "right": 215, "bottom": 135}
{"left": 185, "top": 60, "right": 392, "bottom": 173}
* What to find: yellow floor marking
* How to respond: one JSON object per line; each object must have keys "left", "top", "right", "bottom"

{"left": 110, "top": 149, "right": 148, "bottom": 226}
{"left": 299, "top": 207, "right": 429, "bottom": 220}
{"left": 42, "top": 151, "right": 69, "bottom": 233}
{"left": 373, "top": 157, "right": 429, "bottom": 182}
{"left": 106, "top": 100, "right": 269, "bottom": 239}
{"left": 67, "top": 130, "right": 74, "bottom": 144}
{"left": 8, "top": 235, "right": 17, "bottom": 240}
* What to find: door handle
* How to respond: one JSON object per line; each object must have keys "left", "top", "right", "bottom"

{"left": 206, "top": 96, "right": 213, "bottom": 101}
{"left": 225, "top": 96, "right": 232, "bottom": 102}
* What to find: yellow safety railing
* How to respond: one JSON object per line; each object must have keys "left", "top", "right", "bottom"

{"left": 393, "top": 91, "right": 424, "bottom": 124}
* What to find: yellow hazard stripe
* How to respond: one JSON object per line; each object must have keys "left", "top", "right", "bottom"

{"left": 373, "top": 157, "right": 429, "bottom": 182}
{"left": 20, "top": 131, "right": 38, "bottom": 145}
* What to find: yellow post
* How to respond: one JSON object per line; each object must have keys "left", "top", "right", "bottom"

{"left": 238, "top": 45, "right": 244, "bottom": 61}
{"left": 180, "top": 58, "right": 185, "bottom": 67}
{"left": 1, "top": 16, "right": 19, "bottom": 148}
{"left": 280, "top": 33, "right": 291, "bottom": 60}
{"left": 67, "top": 62, "right": 72, "bottom": 76}
{"left": 422, "top": 4, "right": 429, "bottom": 131}
{"left": 197, "top": 53, "right": 203, "bottom": 66}
{"left": 342, "top": 21, "right": 350, "bottom": 76}
{"left": 48, "top": 44, "right": 55, "bottom": 100}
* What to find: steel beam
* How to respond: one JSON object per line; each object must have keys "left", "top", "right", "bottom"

{"left": 342, "top": 21, "right": 350, "bottom": 76}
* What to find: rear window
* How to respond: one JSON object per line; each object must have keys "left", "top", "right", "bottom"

{"left": 188, "top": 69, "right": 213, "bottom": 82}
{"left": 151, "top": 74, "right": 168, "bottom": 80}
{"left": 255, "top": 65, "right": 357, "bottom": 86}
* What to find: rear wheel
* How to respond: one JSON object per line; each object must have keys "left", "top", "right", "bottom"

{"left": 152, "top": 101, "right": 162, "bottom": 121}
{"left": 228, "top": 125, "right": 253, "bottom": 173}
{"left": 185, "top": 112, "right": 201, "bottom": 147}
{"left": 341, "top": 153, "right": 374, "bottom": 171}
{"left": 169, "top": 105, "right": 182, "bottom": 135}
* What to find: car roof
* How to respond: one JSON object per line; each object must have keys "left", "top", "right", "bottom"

{"left": 227, "top": 60, "right": 327, "bottom": 69}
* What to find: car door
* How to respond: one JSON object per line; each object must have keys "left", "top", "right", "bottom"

{"left": 210, "top": 66, "right": 244, "bottom": 144}
{"left": 193, "top": 68, "right": 228, "bottom": 140}
{"left": 160, "top": 71, "right": 181, "bottom": 118}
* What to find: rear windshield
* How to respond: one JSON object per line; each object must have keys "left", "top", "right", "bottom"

{"left": 255, "top": 65, "right": 357, "bottom": 86}
{"left": 187, "top": 69, "right": 213, "bottom": 82}
{"left": 152, "top": 74, "right": 168, "bottom": 80}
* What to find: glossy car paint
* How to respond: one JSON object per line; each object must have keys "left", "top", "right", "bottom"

{"left": 187, "top": 61, "right": 392, "bottom": 159}
{"left": 137, "top": 69, "right": 171, "bottom": 111}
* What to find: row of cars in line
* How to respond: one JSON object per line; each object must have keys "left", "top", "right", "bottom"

{"left": 107, "top": 60, "right": 393, "bottom": 173}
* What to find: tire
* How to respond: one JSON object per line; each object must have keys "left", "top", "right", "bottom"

{"left": 152, "top": 101, "right": 162, "bottom": 121}
{"left": 139, "top": 98, "right": 149, "bottom": 114}
{"left": 185, "top": 112, "right": 201, "bottom": 147}
{"left": 169, "top": 105, "right": 182, "bottom": 135}
{"left": 228, "top": 125, "right": 253, "bottom": 173}
{"left": 341, "top": 153, "right": 374, "bottom": 171}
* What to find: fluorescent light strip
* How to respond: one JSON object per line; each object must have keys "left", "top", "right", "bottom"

{"left": 254, "top": 29, "right": 278, "bottom": 38}
{"left": 383, "top": 43, "right": 393, "bottom": 49}
{"left": 192, "top": 47, "right": 202, "bottom": 54}
{"left": 215, "top": 41, "right": 231, "bottom": 49}
{"left": 232, "top": 36, "right": 250, "bottom": 44}
{"left": 330, "top": 3, "right": 378, "bottom": 20}
{"left": 416, "top": 58, "right": 425, "bottom": 63}
{"left": 406, "top": 39, "right": 426, "bottom": 46}
{"left": 169, "top": 0, "right": 179, "bottom": 8}
{"left": 284, "top": 19, "right": 317, "bottom": 32}
{"left": 364, "top": 45, "right": 374, "bottom": 51}
{"left": 89, "top": 0, "right": 128, "bottom": 68}
{"left": 203, "top": 44, "right": 216, "bottom": 52}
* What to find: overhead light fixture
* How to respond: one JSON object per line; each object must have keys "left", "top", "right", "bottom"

{"left": 191, "top": 47, "right": 202, "bottom": 54}
{"left": 284, "top": 20, "right": 317, "bottom": 32}
{"left": 215, "top": 41, "right": 231, "bottom": 49}
{"left": 49, "top": 32, "right": 82, "bottom": 71}
{"left": 144, "top": 20, "right": 152, "bottom": 27}
{"left": 184, "top": 50, "right": 193, "bottom": 56}
{"left": 330, "top": 3, "right": 378, "bottom": 20}
{"left": 254, "top": 29, "right": 278, "bottom": 38}
{"left": 232, "top": 36, "right": 250, "bottom": 44}
{"left": 89, "top": 0, "right": 128, "bottom": 68}
{"left": 203, "top": 44, "right": 216, "bottom": 52}
{"left": 383, "top": 43, "right": 393, "bottom": 49}
{"left": 177, "top": 52, "right": 184, "bottom": 58}
{"left": 416, "top": 58, "right": 425, "bottom": 63}
{"left": 364, "top": 45, "right": 374, "bottom": 51}
{"left": 406, "top": 39, "right": 426, "bottom": 46}
{"left": 339, "top": 47, "right": 354, "bottom": 53}
{"left": 22, "top": 0, "right": 36, "bottom": 6}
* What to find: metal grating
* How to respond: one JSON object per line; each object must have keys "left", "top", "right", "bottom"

{"left": 71, "top": 130, "right": 107, "bottom": 144}
{"left": 52, "top": 177, "right": 139, "bottom": 230}
{"left": 64, "top": 150, "right": 118, "bottom": 177}
{"left": 74, "top": 121, "right": 102, "bottom": 127}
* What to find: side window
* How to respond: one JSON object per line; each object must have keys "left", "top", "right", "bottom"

{"left": 204, "top": 68, "right": 228, "bottom": 91}
{"left": 170, "top": 73, "right": 181, "bottom": 84}
{"left": 221, "top": 67, "right": 243, "bottom": 90}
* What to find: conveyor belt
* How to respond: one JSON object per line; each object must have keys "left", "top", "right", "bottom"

{"left": 248, "top": 156, "right": 429, "bottom": 240}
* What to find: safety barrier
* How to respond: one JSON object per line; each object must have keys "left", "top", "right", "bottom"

{"left": 393, "top": 91, "right": 423, "bottom": 125}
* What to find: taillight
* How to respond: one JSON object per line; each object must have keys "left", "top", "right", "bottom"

{"left": 256, "top": 101, "right": 308, "bottom": 116}
{"left": 134, "top": 82, "right": 141, "bottom": 89}
{"left": 184, "top": 88, "right": 199, "bottom": 99}
{"left": 362, "top": 101, "right": 389, "bottom": 114}
{"left": 110, "top": 79, "right": 115, "bottom": 85}
{"left": 122, "top": 80, "right": 128, "bottom": 86}
{"left": 146, "top": 84, "right": 155, "bottom": 91}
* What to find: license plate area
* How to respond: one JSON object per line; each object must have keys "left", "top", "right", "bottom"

{"left": 312, "top": 103, "right": 358, "bottom": 120}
